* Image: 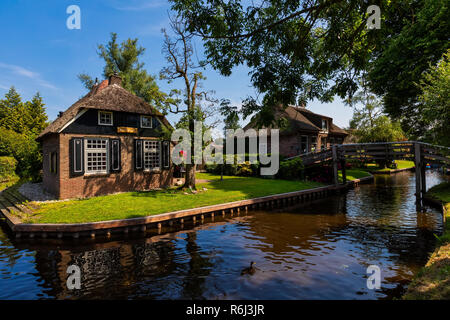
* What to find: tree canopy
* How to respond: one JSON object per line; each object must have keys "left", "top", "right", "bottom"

{"left": 416, "top": 49, "right": 450, "bottom": 146}
{"left": 79, "top": 33, "right": 169, "bottom": 111}
{"left": 170, "top": 0, "right": 449, "bottom": 138}
{"left": 0, "top": 87, "right": 48, "bottom": 180}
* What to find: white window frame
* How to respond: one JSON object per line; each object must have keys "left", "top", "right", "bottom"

{"left": 143, "top": 140, "right": 161, "bottom": 171}
{"left": 84, "top": 138, "right": 109, "bottom": 174}
{"left": 140, "top": 115, "right": 153, "bottom": 128}
{"left": 98, "top": 111, "right": 113, "bottom": 126}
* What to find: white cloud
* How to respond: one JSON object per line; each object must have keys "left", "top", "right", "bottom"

{"left": 0, "top": 62, "right": 57, "bottom": 90}
{"left": 0, "top": 84, "right": 9, "bottom": 90}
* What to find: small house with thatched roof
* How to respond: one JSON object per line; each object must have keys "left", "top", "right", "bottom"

{"left": 244, "top": 105, "right": 348, "bottom": 158}
{"left": 37, "top": 74, "right": 174, "bottom": 199}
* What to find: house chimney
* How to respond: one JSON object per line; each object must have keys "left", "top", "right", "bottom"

{"left": 108, "top": 72, "right": 122, "bottom": 86}
{"left": 58, "top": 111, "right": 64, "bottom": 118}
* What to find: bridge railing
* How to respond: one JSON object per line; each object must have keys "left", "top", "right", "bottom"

{"left": 286, "top": 141, "right": 449, "bottom": 166}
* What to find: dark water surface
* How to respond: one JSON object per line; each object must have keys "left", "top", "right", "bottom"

{"left": 0, "top": 170, "right": 448, "bottom": 300}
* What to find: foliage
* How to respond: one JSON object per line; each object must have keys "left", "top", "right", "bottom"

{"left": 0, "top": 87, "right": 47, "bottom": 181}
{"left": 78, "top": 33, "right": 170, "bottom": 111}
{"left": 368, "top": 0, "right": 449, "bottom": 138}
{"left": 0, "top": 156, "right": 17, "bottom": 180}
{"left": 170, "top": 0, "right": 449, "bottom": 133}
{"left": 169, "top": 0, "right": 385, "bottom": 125}
{"left": 417, "top": 49, "right": 450, "bottom": 146}
{"left": 160, "top": 16, "right": 219, "bottom": 188}
{"left": 276, "top": 157, "right": 304, "bottom": 180}
{"left": 347, "top": 84, "right": 405, "bottom": 143}
{"left": 353, "top": 115, "right": 405, "bottom": 143}
{"left": 0, "top": 87, "right": 48, "bottom": 135}
{"left": 220, "top": 99, "right": 240, "bottom": 132}
{"left": 0, "top": 127, "right": 42, "bottom": 181}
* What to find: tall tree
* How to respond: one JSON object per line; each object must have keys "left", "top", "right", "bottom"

{"left": 78, "top": 33, "right": 169, "bottom": 111}
{"left": 170, "top": 0, "right": 448, "bottom": 134}
{"left": 219, "top": 99, "right": 240, "bottom": 135}
{"left": 170, "top": 0, "right": 381, "bottom": 125}
{"left": 368, "top": 0, "right": 449, "bottom": 138}
{"left": 416, "top": 49, "right": 450, "bottom": 146}
{"left": 26, "top": 93, "right": 48, "bottom": 135}
{"left": 0, "top": 87, "right": 47, "bottom": 180}
{"left": 160, "top": 16, "right": 217, "bottom": 189}
{"left": 347, "top": 82, "right": 405, "bottom": 144}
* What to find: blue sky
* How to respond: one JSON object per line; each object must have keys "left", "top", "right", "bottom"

{"left": 0, "top": 0, "right": 354, "bottom": 128}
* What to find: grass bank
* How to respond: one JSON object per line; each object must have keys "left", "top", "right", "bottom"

{"left": 339, "top": 169, "right": 372, "bottom": 182}
{"left": 403, "top": 182, "right": 450, "bottom": 300}
{"left": 364, "top": 160, "right": 415, "bottom": 172}
{"left": 28, "top": 173, "right": 324, "bottom": 224}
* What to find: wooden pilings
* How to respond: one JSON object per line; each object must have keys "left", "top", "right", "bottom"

{"left": 414, "top": 142, "right": 427, "bottom": 203}
{"left": 332, "top": 145, "right": 339, "bottom": 186}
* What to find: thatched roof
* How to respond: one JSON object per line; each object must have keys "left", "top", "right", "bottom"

{"left": 37, "top": 78, "right": 171, "bottom": 140}
{"left": 244, "top": 105, "right": 348, "bottom": 136}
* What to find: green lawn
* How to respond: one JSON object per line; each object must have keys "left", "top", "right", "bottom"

{"left": 339, "top": 169, "right": 372, "bottom": 182}
{"left": 29, "top": 174, "right": 324, "bottom": 224}
{"left": 365, "top": 160, "right": 415, "bottom": 172}
{"left": 403, "top": 182, "right": 450, "bottom": 300}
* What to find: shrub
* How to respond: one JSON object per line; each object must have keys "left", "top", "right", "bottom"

{"left": 0, "top": 156, "right": 17, "bottom": 181}
{"left": 276, "top": 157, "right": 304, "bottom": 180}
{"left": 0, "top": 127, "right": 42, "bottom": 181}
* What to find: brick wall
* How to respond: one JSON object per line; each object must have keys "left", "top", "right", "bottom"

{"left": 54, "top": 133, "right": 173, "bottom": 199}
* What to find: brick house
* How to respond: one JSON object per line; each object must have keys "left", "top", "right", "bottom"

{"left": 37, "top": 74, "right": 173, "bottom": 199}
{"left": 244, "top": 105, "right": 348, "bottom": 158}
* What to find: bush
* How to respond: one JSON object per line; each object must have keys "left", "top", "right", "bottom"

{"left": 0, "top": 127, "right": 42, "bottom": 181}
{"left": 0, "top": 156, "right": 17, "bottom": 181}
{"left": 276, "top": 157, "right": 304, "bottom": 180}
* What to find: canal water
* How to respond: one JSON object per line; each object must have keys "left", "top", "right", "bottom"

{"left": 0, "top": 170, "right": 448, "bottom": 300}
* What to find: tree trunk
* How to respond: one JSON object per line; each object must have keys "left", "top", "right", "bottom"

{"left": 184, "top": 115, "right": 196, "bottom": 189}
{"left": 184, "top": 163, "right": 196, "bottom": 189}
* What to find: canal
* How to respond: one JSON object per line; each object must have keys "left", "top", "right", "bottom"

{"left": 0, "top": 170, "right": 448, "bottom": 299}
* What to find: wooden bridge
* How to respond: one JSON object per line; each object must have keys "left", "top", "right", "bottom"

{"left": 287, "top": 141, "right": 450, "bottom": 200}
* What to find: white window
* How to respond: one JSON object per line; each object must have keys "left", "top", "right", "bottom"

{"left": 98, "top": 111, "right": 113, "bottom": 126}
{"left": 85, "top": 138, "right": 108, "bottom": 174}
{"left": 141, "top": 115, "right": 152, "bottom": 128}
{"left": 322, "top": 119, "right": 328, "bottom": 131}
{"left": 143, "top": 140, "right": 160, "bottom": 170}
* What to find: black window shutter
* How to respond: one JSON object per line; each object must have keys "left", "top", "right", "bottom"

{"left": 162, "top": 140, "right": 170, "bottom": 169}
{"left": 134, "top": 139, "right": 143, "bottom": 171}
{"left": 110, "top": 139, "right": 121, "bottom": 172}
{"left": 69, "top": 138, "right": 84, "bottom": 176}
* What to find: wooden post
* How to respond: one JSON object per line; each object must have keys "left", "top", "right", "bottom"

{"left": 341, "top": 160, "right": 347, "bottom": 184}
{"left": 332, "top": 145, "right": 339, "bottom": 185}
{"left": 414, "top": 142, "right": 423, "bottom": 201}
{"left": 421, "top": 160, "right": 426, "bottom": 198}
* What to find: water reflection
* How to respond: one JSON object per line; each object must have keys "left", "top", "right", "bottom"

{"left": 0, "top": 170, "right": 448, "bottom": 299}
